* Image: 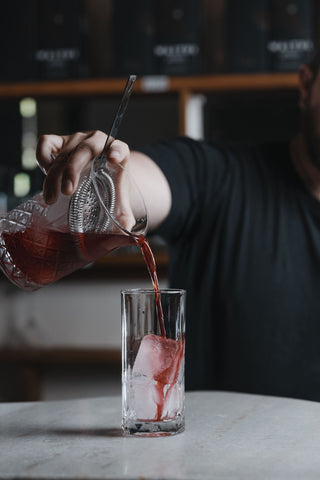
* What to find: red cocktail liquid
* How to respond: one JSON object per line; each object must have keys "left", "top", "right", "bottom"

{"left": 2, "top": 226, "right": 135, "bottom": 289}
{"left": 133, "top": 236, "right": 184, "bottom": 422}
{"left": 134, "top": 234, "right": 166, "bottom": 337}
{"left": 132, "top": 333, "right": 185, "bottom": 422}
{"left": 154, "top": 336, "right": 184, "bottom": 421}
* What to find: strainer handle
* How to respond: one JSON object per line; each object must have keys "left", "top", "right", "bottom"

{"left": 98, "top": 75, "right": 137, "bottom": 170}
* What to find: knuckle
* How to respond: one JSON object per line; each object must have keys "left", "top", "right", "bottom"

{"left": 74, "top": 131, "right": 87, "bottom": 141}
{"left": 86, "top": 130, "right": 105, "bottom": 142}
{"left": 55, "top": 151, "right": 70, "bottom": 165}
{"left": 37, "top": 134, "right": 49, "bottom": 145}
{"left": 36, "top": 134, "right": 49, "bottom": 155}
{"left": 74, "top": 142, "right": 92, "bottom": 155}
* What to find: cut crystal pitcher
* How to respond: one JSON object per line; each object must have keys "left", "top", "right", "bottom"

{"left": 0, "top": 158, "right": 147, "bottom": 291}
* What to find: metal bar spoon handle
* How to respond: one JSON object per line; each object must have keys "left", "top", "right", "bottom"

{"left": 68, "top": 75, "right": 145, "bottom": 236}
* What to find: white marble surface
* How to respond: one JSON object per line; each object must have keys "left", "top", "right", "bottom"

{"left": 1, "top": 391, "right": 320, "bottom": 479}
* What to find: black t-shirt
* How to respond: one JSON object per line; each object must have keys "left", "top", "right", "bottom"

{"left": 141, "top": 137, "right": 320, "bottom": 401}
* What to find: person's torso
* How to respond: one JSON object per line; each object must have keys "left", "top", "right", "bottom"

{"left": 168, "top": 141, "right": 320, "bottom": 400}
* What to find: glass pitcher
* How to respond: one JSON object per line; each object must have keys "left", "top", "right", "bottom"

{"left": 0, "top": 157, "right": 148, "bottom": 291}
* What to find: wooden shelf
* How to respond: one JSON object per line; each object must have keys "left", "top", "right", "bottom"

{"left": 0, "top": 249, "right": 169, "bottom": 284}
{"left": 0, "top": 347, "right": 121, "bottom": 401}
{"left": 74, "top": 248, "right": 169, "bottom": 280}
{"left": 161, "top": 72, "right": 299, "bottom": 93}
{"left": 0, "top": 73, "right": 299, "bottom": 99}
{"left": 0, "top": 347, "right": 121, "bottom": 365}
{"left": 96, "top": 248, "right": 168, "bottom": 268}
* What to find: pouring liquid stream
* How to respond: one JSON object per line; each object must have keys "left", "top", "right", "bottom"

{"left": 134, "top": 234, "right": 166, "bottom": 338}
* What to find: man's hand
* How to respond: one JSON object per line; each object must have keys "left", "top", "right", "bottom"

{"left": 36, "top": 130, "right": 172, "bottom": 231}
{"left": 36, "top": 130, "right": 130, "bottom": 204}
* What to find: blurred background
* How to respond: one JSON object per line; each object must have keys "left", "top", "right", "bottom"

{"left": 0, "top": 0, "right": 318, "bottom": 401}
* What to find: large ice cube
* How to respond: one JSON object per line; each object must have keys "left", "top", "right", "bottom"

{"left": 128, "top": 376, "right": 159, "bottom": 420}
{"left": 131, "top": 334, "right": 184, "bottom": 420}
{"left": 133, "top": 334, "right": 181, "bottom": 381}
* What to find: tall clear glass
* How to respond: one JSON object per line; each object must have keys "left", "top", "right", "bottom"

{"left": 121, "top": 288, "right": 186, "bottom": 436}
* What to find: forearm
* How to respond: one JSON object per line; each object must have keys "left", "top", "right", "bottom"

{"left": 129, "top": 151, "right": 172, "bottom": 232}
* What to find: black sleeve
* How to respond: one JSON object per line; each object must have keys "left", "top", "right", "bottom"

{"left": 139, "top": 136, "right": 232, "bottom": 243}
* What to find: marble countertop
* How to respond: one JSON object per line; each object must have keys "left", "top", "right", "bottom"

{"left": 1, "top": 391, "right": 320, "bottom": 479}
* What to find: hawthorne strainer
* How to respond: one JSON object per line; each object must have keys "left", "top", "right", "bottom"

{"left": 68, "top": 75, "right": 142, "bottom": 234}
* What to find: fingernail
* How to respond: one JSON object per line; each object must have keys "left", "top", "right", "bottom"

{"left": 110, "top": 150, "right": 121, "bottom": 160}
